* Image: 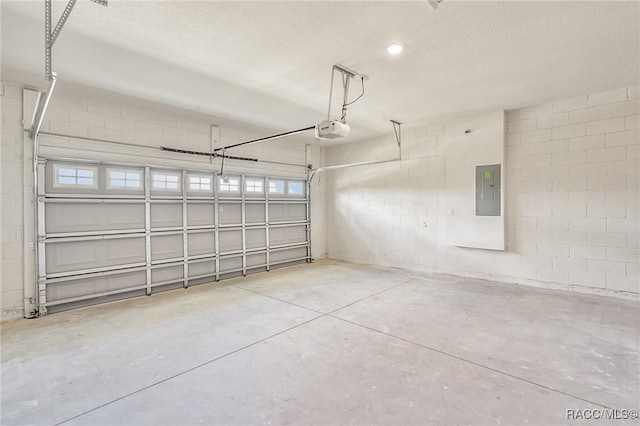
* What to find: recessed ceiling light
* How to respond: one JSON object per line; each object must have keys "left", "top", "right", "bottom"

{"left": 387, "top": 42, "right": 405, "bottom": 55}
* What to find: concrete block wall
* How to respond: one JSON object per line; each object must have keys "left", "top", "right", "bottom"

{"left": 325, "top": 86, "right": 639, "bottom": 298}
{"left": 0, "top": 80, "right": 325, "bottom": 320}
{"left": 506, "top": 87, "right": 638, "bottom": 294}
{"left": 35, "top": 83, "right": 310, "bottom": 176}
{"left": 1, "top": 81, "right": 26, "bottom": 319}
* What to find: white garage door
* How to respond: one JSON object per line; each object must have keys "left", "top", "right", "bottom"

{"left": 37, "top": 158, "right": 310, "bottom": 314}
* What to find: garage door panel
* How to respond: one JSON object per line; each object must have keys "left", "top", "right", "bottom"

{"left": 246, "top": 228, "right": 266, "bottom": 249}
{"left": 268, "top": 204, "right": 286, "bottom": 222}
{"left": 151, "top": 266, "right": 183, "bottom": 284}
{"left": 269, "top": 203, "right": 306, "bottom": 222}
{"left": 47, "top": 288, "right": 146, "bottom": 314}
{"left": 219, "top": 230, "right": 242, "bottom": 252}
{"left": 189, "top": 260, "right": 215, "bottom": 277}
{"left": 287, "top": 226, "right": 307, "bottom": 244}
{"left": 247, "top": 253, "right": 266, "bottom": 267}
{"left": 246, "top": 204, "right": 265, "bottom": 224}
{"left": 219, "top": 203, "right": 241, "bottom": 225}
{"left": 46, "top": 204, "right": 99, "bottom": 233}
{"left": 271, "top": 247, "right": 308, "bottom": 263}
{"left": 105, "top": 238, "right": 146, "bottom": 264}
{"left": 286, "top": 204, "right": 307, "bottom": 221}
{"left": 47, "top": 271, "right": 146, "bottom": 302}
{"left": 188, "top": 232, "right": 215, "bottom": 256}
{"left": 187, "top": 204, "right": 214, "bottom": 227}
{"left": 151, "top": 234, "right": 183, "bottom": 260}
{"left": 151, "top": 204, "right": 182, "bottom": 228}
{"left": 46, "top": 238, "right": 145, "bottom": 274}
{"left": 104, "top": 204, "right": 145, "bottom": 230}
{"left": 220, "top": 256, "right": 242, "bottom": 272}
{"left": 46, "top": 241, "right": 97, "bottom": 273}
{"left": 269, "top": 226, "right": 307, "bottom": 246}
{"left": 154, "top": 282, "right": 183, "bottom": 293}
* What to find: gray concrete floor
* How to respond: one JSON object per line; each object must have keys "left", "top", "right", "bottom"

{"left": 1, "top": 259, "right": 638, "bottom": 425}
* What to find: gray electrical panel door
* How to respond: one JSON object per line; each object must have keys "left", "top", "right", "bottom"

{"left": 476, "top": 164, "right": 501, "bottom": 216}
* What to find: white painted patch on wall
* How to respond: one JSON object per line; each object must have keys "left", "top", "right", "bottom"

{"left": 445, "top": 110, "right": 506, "bottom": 250}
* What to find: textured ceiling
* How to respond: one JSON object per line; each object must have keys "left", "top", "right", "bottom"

{"left": 2, "top": 1, "right": 639, "bottom": 143}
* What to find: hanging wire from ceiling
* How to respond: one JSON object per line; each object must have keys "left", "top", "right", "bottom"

{"left": 325, "top": 65, "right": 367, "bottom": 125}
{"left": 341, "top": 74, "right": 366, "bottom": 123}
{"left": 344, "top": 76, "right": 365, "bottom": 107}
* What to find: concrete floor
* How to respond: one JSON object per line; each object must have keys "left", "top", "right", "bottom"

{"left": 1, "top": 259, "right": 638, "bottom": 425}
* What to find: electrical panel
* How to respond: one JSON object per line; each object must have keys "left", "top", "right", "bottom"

{"left": 476, "top": 164, "right": 501, "bottom": 216}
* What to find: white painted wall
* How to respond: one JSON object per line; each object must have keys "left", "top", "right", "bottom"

{"left": 0, "top": 80, "right": 327, "bottom": 320}
{"left": 325, "top": 86, "right": 639, "bottom": 298}
{"left": 445, "top": 110, "right": 505, "bottom": 250}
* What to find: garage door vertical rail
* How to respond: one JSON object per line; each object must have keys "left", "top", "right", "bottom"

{"left": 181, "top": 170, "right": 189, "bottom": 288}
{"left": 241, "top": 175, "right": 247, "bottom": 277}
{"left": 144, "top": 166, "right": 152, "bottom": 296}
{"left": 36, "top": 160, "right": 47, "bottom": 316}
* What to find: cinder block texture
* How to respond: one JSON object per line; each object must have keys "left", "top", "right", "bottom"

{"left": 1, "top": 80, "right": 322, "bottom": 320}
{"left": 326, "top": 86, "right": 639, "bottom": 297}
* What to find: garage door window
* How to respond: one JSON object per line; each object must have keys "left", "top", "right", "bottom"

{"left": 53, "top": 165, "right": 98, "bottom": 189}
{"left": 246, "top": 178, "right": 264, "bottom": 193}
{"left": 219, "top": 176, "right": 240, "bottom": 193}
{"left": 107, "top": 169, "right": 143, "bottom": 190}
{"left": 269, "top": 180, "right": 285, "bottom": 195}
{"left": 288, "top": 181, "right": 305, "bottom": 196}
{"left": 152, "top": 172, "right": 181, "bottom": 190}
{"left": 189, "top": 175, "right": 213, "bottom": 192}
